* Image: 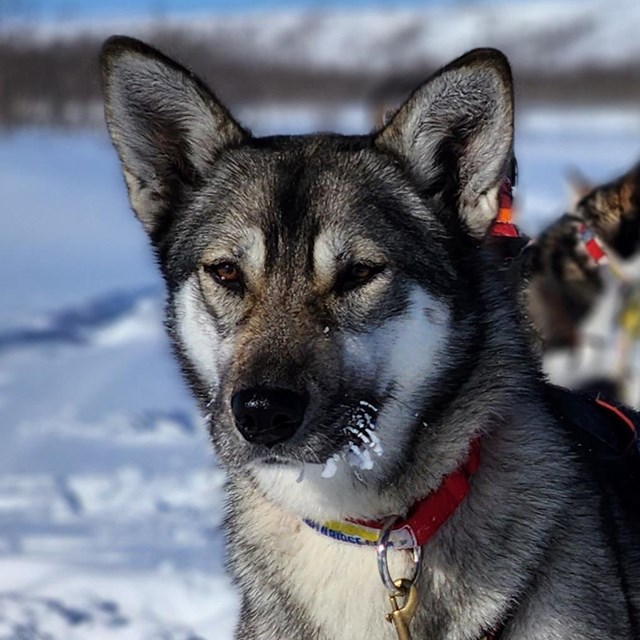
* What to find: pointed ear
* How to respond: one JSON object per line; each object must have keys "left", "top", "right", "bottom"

{"left": 566, "top": 168, "right": 593, "bottom": 210}
{"left": 375, "top": 48, "right": 514, "bottom": 239}
{"left": 100, "top": 36, "right": 248, "bottom": 236}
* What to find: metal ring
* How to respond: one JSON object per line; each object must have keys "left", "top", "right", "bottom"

{"left": 376, "top": 515, "right": 423, "bottom": 595}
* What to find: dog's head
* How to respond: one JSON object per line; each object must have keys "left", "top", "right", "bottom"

{"left": 526, "top": 214, "right": 604, "bottom": 350}
{"left": 101, "top": 38, "right": 514, "bottom": 518}
{"left": 575, "top": 162, "right": 640, "bottom": 259}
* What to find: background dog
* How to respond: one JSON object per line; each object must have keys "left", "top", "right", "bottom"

{"left": 527, "top": 162, "right": 640, "bottom": 348}
{"left": 518, "top": 162, "right": 640, "bottom": 403}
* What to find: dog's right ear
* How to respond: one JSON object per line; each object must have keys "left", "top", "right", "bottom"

{"left": 100, "top": 36, "right": 247, "bottom": 236}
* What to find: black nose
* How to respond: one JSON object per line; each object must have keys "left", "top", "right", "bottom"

{"left": 231, "top": 387, "right": 308, "bottom": 447}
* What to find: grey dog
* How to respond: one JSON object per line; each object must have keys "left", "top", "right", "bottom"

{"left": 101, "top": 37, "right": 639, "bottom": 639}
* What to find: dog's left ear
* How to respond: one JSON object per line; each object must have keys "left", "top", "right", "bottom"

{"left": 375, "top": 48, "right": 513, "bottom": 239}
{"left": 566, "top": 168, "right": 594, "bottom": 210}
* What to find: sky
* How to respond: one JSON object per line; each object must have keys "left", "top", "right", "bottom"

{"left": 2, "top": 0, "right": 526, "bottom": 22}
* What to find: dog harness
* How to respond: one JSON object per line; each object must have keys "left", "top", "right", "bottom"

{"left": 548, "top": 384, "right": 640, "bottom": 461}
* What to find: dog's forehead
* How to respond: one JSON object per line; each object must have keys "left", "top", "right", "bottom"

{"left": 166, "top": 134, "right": 449, "bottom": 285}
{"left": 203, "top": 137, "right": 428, "bottom": 243}
{"left": 230, "top": 138, "right": 385, "bottom": 214}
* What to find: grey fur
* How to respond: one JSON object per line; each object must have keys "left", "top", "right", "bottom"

{"left": 101, "top": 37, "right": 639, "bottom": 640}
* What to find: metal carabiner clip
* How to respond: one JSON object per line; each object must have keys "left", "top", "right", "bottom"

{"left": 376, "top": 515, "right": 423, "bottom": 596}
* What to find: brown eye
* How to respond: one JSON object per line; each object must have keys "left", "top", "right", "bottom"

{"left": 205, "top": 261, "right": 244, "bottom": 292}
{"left": 336, "top": 263, "right": 385, "bottom": 294}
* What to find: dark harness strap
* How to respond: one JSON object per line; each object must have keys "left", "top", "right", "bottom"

{"left": 545, "top": 385, "right": 640, "bottom": 635}
{"left": 545, "top": 384, "right": 639, "bottom": 462}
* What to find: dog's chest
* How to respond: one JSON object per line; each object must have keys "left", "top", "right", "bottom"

{"left": 236, "top": 496, "right": 419, "bottom": 640}
{"left": 276, "top": 525, "right": 413, "bottom": 639}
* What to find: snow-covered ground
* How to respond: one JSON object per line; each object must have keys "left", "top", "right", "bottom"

{"left": 2, "top": 105, "right": 640, "bottom": 637}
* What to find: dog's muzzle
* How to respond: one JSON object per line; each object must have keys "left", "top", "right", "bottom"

{"left": 231, "top": 387, "right": 308, "bottom": 447}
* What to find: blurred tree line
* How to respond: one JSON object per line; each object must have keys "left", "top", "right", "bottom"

{"left": 0, "top": 29, "right": 388, "bottom": 127}
{"left": 1, "top": 22, "right": 640, "bottom": 129}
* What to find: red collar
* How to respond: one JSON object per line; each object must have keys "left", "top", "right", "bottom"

{"left": 304, "top": 439, "right": 481, "bottom": 549}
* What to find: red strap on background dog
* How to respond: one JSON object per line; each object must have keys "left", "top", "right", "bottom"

{"left": 578, "top": 223, "right": 607, "bottom": 263}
